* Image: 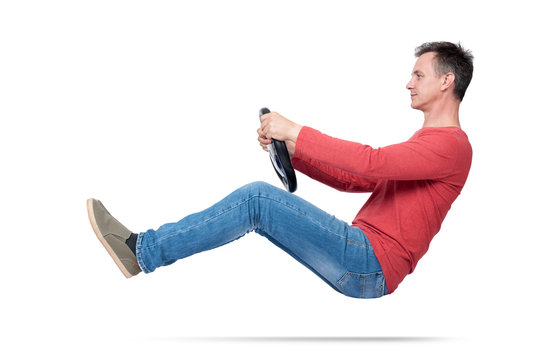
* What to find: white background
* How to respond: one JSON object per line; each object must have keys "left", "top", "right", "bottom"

{"left": 1, "top": 0, "right": 548, "bottom": 358}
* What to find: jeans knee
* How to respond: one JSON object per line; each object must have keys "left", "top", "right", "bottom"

{"left": 243, "top": 181, "right": 275, "bottom": 196}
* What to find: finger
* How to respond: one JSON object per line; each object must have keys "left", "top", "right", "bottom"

{"left": 261, "top": 126, "right": 272, "bottom": 139}
{"left": 256, "top": 129, "right": 271, "bottom": 143}
{"left": 258, "top": 127, "right": 268, "bottom": 141}
{"left": 260, "top": 112, "right": 273, "bottom": 122}
{"left": 259, "top": 142, "right": 268, "bottom": 151}
{"left": 257, "top": 127, "right": 269, "bottom": 138}
{"left": 258, "top": 136, "right": 271, "bottom": 145}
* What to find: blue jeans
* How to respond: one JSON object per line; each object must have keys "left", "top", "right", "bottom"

{"left": 136, "top": 181, "right": 388, "bottom": 298}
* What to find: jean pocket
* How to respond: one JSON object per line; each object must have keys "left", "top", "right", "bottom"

{"left": 337, "top": 271, "right": 386, "bottom": 299}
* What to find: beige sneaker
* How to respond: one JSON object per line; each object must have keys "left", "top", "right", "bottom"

{"left": 87, "top": 199, "right": 141, "bottom": 278}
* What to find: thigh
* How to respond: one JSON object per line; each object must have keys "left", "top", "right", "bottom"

{"left": 251, "top": 182, "right": 386, "bottom": 297}
{"left": 251, "top": 182, "right": 352, "bottom": 289}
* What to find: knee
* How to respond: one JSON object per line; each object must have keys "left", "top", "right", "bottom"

{"left": 242, "top": 181, "right": 276, "bottom": 196}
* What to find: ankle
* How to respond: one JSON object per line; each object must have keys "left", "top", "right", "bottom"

{"left": 125, "top": 233, "right": 138, "bottom": 256}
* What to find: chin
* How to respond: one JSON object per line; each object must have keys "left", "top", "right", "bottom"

{"left": 410, "top": 100, "right": 423, "bottom": 111}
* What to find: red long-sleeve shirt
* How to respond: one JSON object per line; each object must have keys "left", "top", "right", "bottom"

{"left": 292, "top": 126, "right": 472, "bottom": 293}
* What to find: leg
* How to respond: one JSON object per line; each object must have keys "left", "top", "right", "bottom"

{"left": 137, "top": 181, "right": 387, "bottom": 298}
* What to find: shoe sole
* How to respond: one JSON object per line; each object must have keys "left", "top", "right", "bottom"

{"left": 87, "top": 198, "right": 133, "bottom": 279}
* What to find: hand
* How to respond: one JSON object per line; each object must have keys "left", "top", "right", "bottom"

{"left": 257, "top": 128, "right": 296, "bottom": 158}
{"left": 258, "top": 112, "right": 302, "bottom": 143}
{"left": 257, "top": 128, "right": 272, "bottom": 152}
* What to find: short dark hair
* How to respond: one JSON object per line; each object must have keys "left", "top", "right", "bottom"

{"left": 415, "top": 42, "right": 474, "bottom": 101}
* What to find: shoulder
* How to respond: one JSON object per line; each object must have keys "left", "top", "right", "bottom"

{"left": 412, "top": 128, "right": 473, "bottom": 172}
{"left": 415, "top": 127, "right": 471, "bottom": 152}
{"left": 416, "top": 127, "right": 473, "bottom": 179}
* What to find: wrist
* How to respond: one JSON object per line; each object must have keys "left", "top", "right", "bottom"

{"left": 289, "top": 124, "right": 303, "bottom": 143}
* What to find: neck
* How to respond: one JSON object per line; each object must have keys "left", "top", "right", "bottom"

{"left": 422, "top": 99, "right": 461, "bottom": 128}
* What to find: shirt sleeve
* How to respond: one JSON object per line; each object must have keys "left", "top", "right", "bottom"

{"left": 292, "top": 154, "right": 378, "bottom": 193}
{"left": 292, "top": 126, "right": 459, "bottom": 183}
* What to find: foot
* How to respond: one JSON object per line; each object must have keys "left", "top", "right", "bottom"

{"left": 86, "top": 199, "right": 142, "bottom": 278}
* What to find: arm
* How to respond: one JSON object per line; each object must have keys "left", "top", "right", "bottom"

{"left": 292, "top": 154, "right": 378, "bottom": 192}
{"left": 294, "top": 127, "right": 460, "bottom": 181}
{"left": 257, "top": 113, "right": 377, "bottom": 192}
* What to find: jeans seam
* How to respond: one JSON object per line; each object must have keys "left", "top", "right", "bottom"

{"left": 378, "top": 273, "right": 384, "bottom": 297}
{"left": 255, "top": 194, "right": 347, "bottom": 241}
{"left": 337, "top": 272, "right": 350, "bottom": 290}
{"left": 136, "top": 232, "right": 151, "bottom": 273}
{"left": 347, "top": 238, "right": 368, "bottom": 248}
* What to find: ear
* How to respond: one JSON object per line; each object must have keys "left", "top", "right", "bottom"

{"left": 440, "top": 72, "right": 455, "bottom": 92}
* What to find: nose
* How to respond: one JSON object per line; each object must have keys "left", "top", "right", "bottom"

{"left": 406, "top": 77, "right": 414, "bottom": 90}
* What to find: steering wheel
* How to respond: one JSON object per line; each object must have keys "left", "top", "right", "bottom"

{"left": 259, "top": 107, "right": 297, "bottom": 193}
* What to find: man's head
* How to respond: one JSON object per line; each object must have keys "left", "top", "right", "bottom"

{"left": 407, "top": 42, "right": 474, "bottom": 111}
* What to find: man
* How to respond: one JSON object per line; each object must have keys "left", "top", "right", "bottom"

{"left": 87, "top": 41, "right": 473, "bottom": 298}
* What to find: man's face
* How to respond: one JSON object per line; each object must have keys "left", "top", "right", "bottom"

{"left": 406, "top": 52, "right": 442, "bottom": 111}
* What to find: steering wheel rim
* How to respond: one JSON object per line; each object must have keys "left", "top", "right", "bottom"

{"left": 259, "top": 107, "right": 297, "bottom": 193}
